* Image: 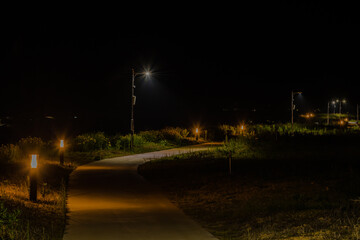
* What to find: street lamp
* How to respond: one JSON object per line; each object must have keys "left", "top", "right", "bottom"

{"left": 339, "top": 99, "right": 346, "bottom": 116}
{"left": 130, "top": 68, "right": 151, "bottom": 151}
{"left": 291, "top": 90, "right": 302, "bottom": 127}
{"left": 327, "top": 101, "right": 330, "bottom": 125}
{"left": 332, "top": 100, "right": 336, "bottom": 114}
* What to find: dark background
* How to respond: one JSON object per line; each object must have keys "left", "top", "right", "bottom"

{"left": 0, "top": 1, "right": 358, "bottom": 143}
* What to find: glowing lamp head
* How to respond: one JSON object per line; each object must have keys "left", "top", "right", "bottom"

{"left": 195, "top": 128, "right": 199, "bottom": 134}
{"left": 240, "top": 125, "right": 244, "bottom": 130}
{"left": 60, "top": 140, "right": 64, "bottom": 148}
{"left": 31, "top": 155, "right": 38, "bottom": 168}
{"left": 145, "top": 71, "right": 151, "bottom": 77}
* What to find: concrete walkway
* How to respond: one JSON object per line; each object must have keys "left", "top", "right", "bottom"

{"left": 63, "top": 143, "right": 219, "bottom": 240}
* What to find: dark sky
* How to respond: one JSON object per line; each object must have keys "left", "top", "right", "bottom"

{"left": 0, "top": 2, "right": 358, "bottom": 139}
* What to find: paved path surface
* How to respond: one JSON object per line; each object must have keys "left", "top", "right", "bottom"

{"left": 63, "top": 143, "right": 219, "bottom": 240}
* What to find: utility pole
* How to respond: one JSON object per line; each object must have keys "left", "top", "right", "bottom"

{"left": 291, "top": 91, "right": 302, "bottom": 127}
{"left": 291, "top": 91, "right": 294, "bottom": 127}
{"left": 130, "top": 68, "right": 135, "bottom": 151}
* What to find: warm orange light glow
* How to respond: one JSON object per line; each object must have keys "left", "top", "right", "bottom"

{"left": 340, "top": 120, "right": 344, "bottom": 125}
{"left": 345, "top": 118, "right": 348, "bottom": 121}
{"left": 60, "top": 140, "right": 64, "bottom": 148}
{"left": 195, "top": 128, "right": 199, "bottom": 134}
{"left": 31, "top": 155, "right": 37, "bottom": 168}
{"left": 240, "top": 125, "right": 244, "bottom": 130}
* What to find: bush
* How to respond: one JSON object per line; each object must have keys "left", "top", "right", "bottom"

{"left": 0, "top": 144, "right": 21, "bottom": 163}
{"left": 72, "top": 132, "right": 111, "bottom": 152}
{"left": 139, "top": 130, "right": 164, "bottom": 143}
{"left": 18, "top": 137, "right": 45, "bottom": 158}
{"left": 0, "top": 202, "right": 21, "bottom": 239}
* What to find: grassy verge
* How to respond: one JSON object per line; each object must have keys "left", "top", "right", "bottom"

{"left": 0, "top": 127, "right": 197, "bottom": 239}
{"left": 138, "top": 135, "right": 360, "bottom": 239}
{"left": 0, "top": 162, "right": 72, "bottom": 239}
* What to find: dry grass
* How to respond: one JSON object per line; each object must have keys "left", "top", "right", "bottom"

{"left": 0, "top": 162, "right": 71, "bottom": 240}
{"left": 138, "top": 136, "right": 360, "bottom": 239}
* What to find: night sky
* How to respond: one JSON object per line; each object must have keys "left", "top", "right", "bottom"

{"left": 0, "top": 2, "right": 357, "bottom": 141}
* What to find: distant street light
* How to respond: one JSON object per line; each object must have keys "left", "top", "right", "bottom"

{"left": 339, "top": 99, "right": 346, "bottom": 116}
{"left": 291, "top": 90, "right": 302, "bottom": 127}
{"left": 332, "top": 100, "right": 336, "bottom": 114}
{"left": 130, "top": 68, "right": 151, "bottom": 151}
{"left": 327, "top": 102, "right": 330, "bottom": 125}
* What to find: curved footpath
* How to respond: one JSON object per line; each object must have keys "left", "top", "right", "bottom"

{"left": 63, "top": 143, "right": 219, "bottom": 240}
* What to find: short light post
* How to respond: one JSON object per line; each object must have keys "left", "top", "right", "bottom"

{"left": 195, "top": 128, "right": 199, "bottom": 141}
{"left": 240, "top": 125, "right": 245, "bottom": 136}
{"left": 130, "top": 68, "right": 151, "bottom": 151}
{"left": 60, "top": 140, "right": 64, "bottom": 166}
{"left": 291, "top": 90, "right": 302, "bottom": 127}
{"left": 29, "top": 154, "right": 38, "bottom": 202}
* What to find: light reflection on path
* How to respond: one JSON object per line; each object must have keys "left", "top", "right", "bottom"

{"left": 63, "top": 143, "right": 220, "bottom": 240}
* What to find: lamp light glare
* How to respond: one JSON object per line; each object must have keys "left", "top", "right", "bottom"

{"left": 60, "top": 140, "right": 64, "bottom": 148}
{"left": 195, "top": 128, "right": 199, "bottom": 134}
{"left": 31, "top": 155, "right": 37, "bottom": 168}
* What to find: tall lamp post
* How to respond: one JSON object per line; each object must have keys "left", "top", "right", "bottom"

{"left": 327, "top": 101, "right": 330, "bottom": 125}
{"left": 291, "top": 90, "right": 302, "bottom": 127}
{"left": 130, "top": 68, "right": 151, "bottom": 151}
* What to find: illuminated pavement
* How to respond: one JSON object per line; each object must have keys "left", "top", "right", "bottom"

{"left": 63, "top": 143, "right": 219, "bottom": 240}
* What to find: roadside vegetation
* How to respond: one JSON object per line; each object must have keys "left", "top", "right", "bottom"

{"left": 139, "top": 123, "right": 360, "bottom": 239}
{"left": 0, "top": 127, "right": 196, "bottom": 240}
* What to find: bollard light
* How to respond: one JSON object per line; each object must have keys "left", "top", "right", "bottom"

{"left": 60, "top": 140, "right": 65, "bottom": 166}
{"left": 31, "top": 154, "right": 38, "bottom": 168}
{"left": 195, "top": 128, "right": 199, "bottom": 141}
{"left": 29, "top": 154, "right": 38, "bottom": 202}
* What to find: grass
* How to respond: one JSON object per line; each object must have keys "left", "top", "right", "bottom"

{"left": 138, "top": 134, "right": 360, "bottom": 239}
{"left": 0, "top": 128, "right": 198, "bottom": 239}
{"left": 0, "top": 162, "right": 71, "bottom": 240}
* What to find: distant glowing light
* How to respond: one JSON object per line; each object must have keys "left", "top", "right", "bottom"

{"left": 195, "top": 128, "right": 199, "bottom": 134}
{"left": 240, "top": 125, "right": 244, "bottom": 130}
{"left": 60, "top": 140, "right": 64, "bottom": 148}
{"left": 31, "top": 155, "right": 37, "bottom": 168}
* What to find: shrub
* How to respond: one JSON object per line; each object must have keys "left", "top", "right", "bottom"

{"left": 0, "top": 144, "right": 21, "bottom": 163}
{"left": 17, "top": 137, "right": 45, "bottom": 157}
{"left": 0, "top": 202, "right": 21, "bottom": 239}
{"left": 139, "top": 130, "right": 164, "bottom": 143}
{"left": 72, "top": 132, "right": 110, "bottom": 152}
